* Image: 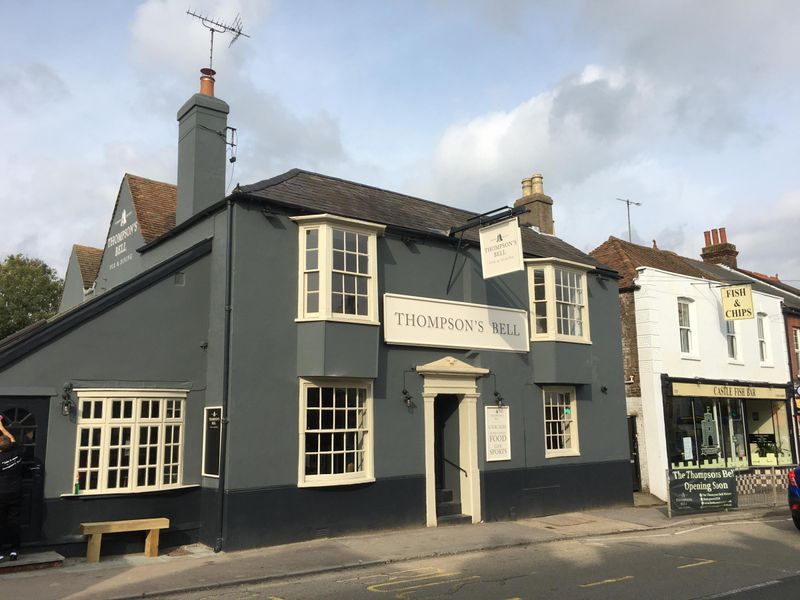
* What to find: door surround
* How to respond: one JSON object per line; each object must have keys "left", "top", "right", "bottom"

{"left": 416, "top": 356, "right": 487, "bottom": 527}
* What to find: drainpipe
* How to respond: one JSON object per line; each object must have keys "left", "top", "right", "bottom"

{"left": 215, "top": 198, "right": 235, "bottom": 552}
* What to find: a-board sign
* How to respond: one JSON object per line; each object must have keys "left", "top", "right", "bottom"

{"left": 669, "top": 468, "right": 737, "bottom": 513}
{"left": 485, "top": 406, "right": 511, "bottom": 461}
{"left": 203, "top": 406, "right": 223, "bottom": 478}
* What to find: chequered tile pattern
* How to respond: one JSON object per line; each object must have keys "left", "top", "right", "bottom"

{"left": 735, "top": 467, "right": 794, "bottom": 495}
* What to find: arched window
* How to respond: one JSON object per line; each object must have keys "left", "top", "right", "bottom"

{"left": 1, "top": 407, "right": 36, "bottom": 459}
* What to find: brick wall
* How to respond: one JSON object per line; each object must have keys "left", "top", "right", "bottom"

{"left": 619, "top": 291, "right": 641, "bottom": 397}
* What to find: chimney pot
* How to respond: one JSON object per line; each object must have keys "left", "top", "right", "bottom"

{"left": 703, "top": 231, "right": 711, "bottom": 246}
{"left": 719, "top": 227, "right": 728, "bottom": 243}
{"left": 200, "top": 68, "right": 216, "bottom": 97}
{"left": 532, "top": 174, "right": 544, "bottom": 194}
{"left": 521, "top": 177, "right": 533, "bottom": 197}
{"left": 711, "top": 229, "right": 720, "bottom": 245}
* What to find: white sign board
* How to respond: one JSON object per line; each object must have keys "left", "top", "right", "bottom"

{"left": 485, "top": 406, "right": 511, "bottom": 461}
{"left": 478, "top": 218, "right": 524, "bottom": 279}
{"left": 383, "top": 294, "right": 530, "bottom": 353}
{"left": 720, "top": 283, "right": 754, "bottom": 320}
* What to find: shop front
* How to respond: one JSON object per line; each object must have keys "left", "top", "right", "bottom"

{"left": 663, "top": 378, "right": 793, "bottom": 472}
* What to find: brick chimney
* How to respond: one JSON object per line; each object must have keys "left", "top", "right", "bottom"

{"left": 701, "top": 227, "right": 739, "bottom": 268}
{"left": 513, "top": 173, "right": 554, "bottom": 234}
{"left": 176, "top": 68, "right": 230, "bottom": 224}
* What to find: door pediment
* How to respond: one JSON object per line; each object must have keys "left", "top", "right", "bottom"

{"left": 415, "top": 356, "right": 489, "bottom": 377}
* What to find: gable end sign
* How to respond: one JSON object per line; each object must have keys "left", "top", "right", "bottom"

{"left": 478, "top": 218, "right": 524, "bottom": 279}
{"left": 720, "top": 283, "right": 754, "bottom": 320}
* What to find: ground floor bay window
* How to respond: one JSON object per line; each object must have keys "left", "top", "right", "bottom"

{"left": 665, "top": 394, "right": 793, "bottom": 470}
{"left": 73, "top": 389, "right": 186, "bottom": 494}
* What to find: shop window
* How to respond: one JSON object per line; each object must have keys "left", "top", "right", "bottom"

{"left": 293, "top": 215, "right": 384, "bottom": 324}
{"left": 745, "top": 399, "right": 793, "bottom": 466}
{"left": 725, "top": 320, "right": 737, "bottom": 360}
{"left": 543, "top": 386, "right": 580, "bottom": 457}
{"left": 757, "top": 313, "right": 769, "bottom": 363}
{"left": 298, "top": 378, "right": 374, "bottom": 487}
{"left": 526, "top": 259, "right": 592, "bottom": 344}
{"left": 677, "top": 298, "right": 694, "bottom": 355}
{"left": 665, "top": 396, "right": 792, "bottom": 470}
{"left": 73, "top": 390, "right": 186, "bottom": 495}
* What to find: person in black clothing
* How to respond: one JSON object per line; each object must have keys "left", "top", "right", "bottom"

{"left": 0, "top": 415, "right": 23, "bottom": 561}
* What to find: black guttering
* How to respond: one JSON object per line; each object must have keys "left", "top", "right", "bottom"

{"left": 215, "top": 198, "right": 234, "bottom": 553}
{"left": 0, "top": 239, "right": 213, "bottom": 371}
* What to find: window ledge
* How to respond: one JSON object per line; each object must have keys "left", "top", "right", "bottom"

{"left": 727, "top": 360, "right": 745, "bottom": 366}
{"left": 298, "top": 476, "right": 375, "bottom": 488}
{"left": 680, "top": 355, "right": 701, "bottom": 362}
{"left": 295, "top": 317, "right": 380, "bottom": 326}
{"left": 760, "top": 362, "right": 775, "bottom": 369}
{"left": 545, "top": 451, "right": 581, "bottom": 459}
{"left": 60, "top": 484, "right": 199, "bottom": 499}
{"left": 531, "top": 337, "right": 592, "bottom": 345}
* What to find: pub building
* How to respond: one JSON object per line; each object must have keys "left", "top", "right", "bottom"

{"left": 591, "top": 235, "right": 797, "bottom": 502}
{"left": 0, "top": 70, "right": 631, "bottom": 555}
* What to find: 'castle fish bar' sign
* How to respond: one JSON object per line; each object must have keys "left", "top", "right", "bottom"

{"left": 383, "top": 294, "right": 529, "bottom": 353}
{"left": 478, "top": 218, "right": 524, "bottom": 279}
{"left": 720, "top": 283, "right": 754, "bottom": 320}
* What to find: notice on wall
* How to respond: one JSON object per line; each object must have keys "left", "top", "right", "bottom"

{"left": 485, "top": 406, "right": 511, "bottom": 462}
{"left": 720, "top": 283, "right": 754, "bottom": 320}
{"left": 682, "top": 437, "right": 694, "bottom": 461}
{"left": 203, "top": 406, "right": 223, "bottom": 478}
{"left": 669, "top": 468, "right": 737, "bottom": 513}
{"left": 478, "top": 218, "right": 524, "bottom": 279}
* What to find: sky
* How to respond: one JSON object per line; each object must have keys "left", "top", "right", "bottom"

{"left": 2, "top": 0, "right": 799, "bottom": 283}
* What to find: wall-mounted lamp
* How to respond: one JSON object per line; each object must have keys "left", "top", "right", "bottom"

{"left": 61, "top": 382, "right": 75, "bottom": 416}
{"left": 401, "top": 389, "right": 413, "bottom": 408}
{"left": 494, "top": 391, "right": 504, "bottom": 406}
{"left": 600, "top": 385, "right": 608, "bottom": 394}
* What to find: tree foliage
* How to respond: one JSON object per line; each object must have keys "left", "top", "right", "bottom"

{"left": 0, "top": 254, "right": 64, "bottom": 340}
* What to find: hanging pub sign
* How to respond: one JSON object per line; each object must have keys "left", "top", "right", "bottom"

{"left": 485, "top": 405, "right": 511, "bottom": 461}
{"left": 478, "top": 217, "right": 524, "bottom": 279}
{"left": 669, "top": 468, "right": 737, "bottom": 513}
{"left": 720, "top": 283, "right": 754, "bottom": 320}
{"left": 203, "top": 406, "right": 223, "bottom": 477}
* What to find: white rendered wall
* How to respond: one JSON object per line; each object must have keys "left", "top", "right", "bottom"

{"left": 634, "top": 267, "right": 790, "bottom": 500}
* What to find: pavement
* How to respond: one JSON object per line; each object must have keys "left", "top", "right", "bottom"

{"left": 0, "top": 497, "right": 789, "bottom": 600}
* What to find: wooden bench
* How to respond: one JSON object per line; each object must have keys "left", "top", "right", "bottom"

{"left": 80, "top": 518, "right": 170, "bottom": 563}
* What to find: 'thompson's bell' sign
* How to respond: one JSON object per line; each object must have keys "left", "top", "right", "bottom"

{"left": 478, "top": 218, "right": 524, "bottom": 279}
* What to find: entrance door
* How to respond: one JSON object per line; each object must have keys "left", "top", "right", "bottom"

{"left": 0, "top": 397, "right": 49, "bottom": 543}
{"left": 434, "top": 394, "right": 462, "bottom": 516}
{"left": 627, "top": 416, "right": 641, "bottom": 492}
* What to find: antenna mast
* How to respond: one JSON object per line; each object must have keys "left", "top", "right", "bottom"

{"left": 615, "top": 198, "right": 642, "bottom": 242}
{"left": 187, "top": 9, "right": 250, "bottom": 70}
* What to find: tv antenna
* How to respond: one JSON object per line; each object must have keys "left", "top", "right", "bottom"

{"left": 616, "top": 197, "right": 642, "bottom": 242}
{"left": 187, "top": 9, "right": 250, "bottom": 70}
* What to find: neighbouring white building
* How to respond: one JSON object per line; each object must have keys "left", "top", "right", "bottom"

{"left": 592, "top": 233, "right": 796, "bottom": 501}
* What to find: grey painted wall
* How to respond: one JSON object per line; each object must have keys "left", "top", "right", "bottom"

{"left": 0, "top": 254, "right": 212, "bottom": 498}
{"left": 59, "top": 249, "right": 86, "bottom": 313}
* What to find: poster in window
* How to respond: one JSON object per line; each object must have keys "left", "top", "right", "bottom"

{"left": 203, "top": 407, "right": 223, "bottom": 477}
{"left": 485, "top": 406, "right": 511, "bottom": 461}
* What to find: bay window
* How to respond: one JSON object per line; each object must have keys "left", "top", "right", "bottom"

{"left": 526, "top": 259, "right": 592, "bottom": 343}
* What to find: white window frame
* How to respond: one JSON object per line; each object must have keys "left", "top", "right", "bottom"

{"left": 677, "top": 297, "right": 696, "bottom": 357}
{"left": 757, "top": 312, "right": 770, "bottom": 364}
{"left": 292, "top": 214, "right": 385, "bottom": 325}
{"left": 72, "top": 389, "right": 187, "bottom": 495}
{"left": 297, "top": 378, "right": 375, "bottom": 487}
{"left": 725, "top": 319, "right": 738, "bottom": 361}
{"left": 794, "top": 328, "right": 800, "bottom": 377}
{"left": 525, "top": 258, "right": 592, "bottom": 344}
{"left": 543, "top": 386, "right": 580, "bottom": 458}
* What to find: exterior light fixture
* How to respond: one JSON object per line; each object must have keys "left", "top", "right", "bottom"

{"left": 61, "top": 382, "right": 75, "bottom": 416}
{"left": 494, "top": 391, "right": 504, "bottom": 407}
{"left": 401, "top": 389, "right": 413, "bottom": 407}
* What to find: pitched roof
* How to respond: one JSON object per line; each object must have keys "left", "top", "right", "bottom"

{"left": 125, "top": 174, "right": 176, "bottom": 243}
{"left": 73, "top": 245, "right": 103, "bottom": 288}
{"left": 238, "top": 169, "right": 604, "bottom": 268}
{"left": 589, "top": 237, "right": 710, "bottom": 288}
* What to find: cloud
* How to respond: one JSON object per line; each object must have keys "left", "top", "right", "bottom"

{"left": 0, "top": 63, "right": 69, "bottom": 114}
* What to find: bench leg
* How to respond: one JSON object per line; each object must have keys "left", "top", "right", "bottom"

{"left": 144, "top": 528, "right": 160, "bottom": 558}
{"left": 86, "top": 533, "right": 102, "bottom": 563}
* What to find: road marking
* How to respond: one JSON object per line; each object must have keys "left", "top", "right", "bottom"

{"left": 676, "top": 524, "right": 714, "bottom": 535}
{"left": 355, "top": 567, "right": 480, "bottom": 597}
{"left": 677, "top": 558, "right": 715, "bottom": 569}
{"left": 698, "top": 580, "right": 780, "bottom": 599}
{"left": 579, "top": 575, "right": 634, "bottom": 588}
